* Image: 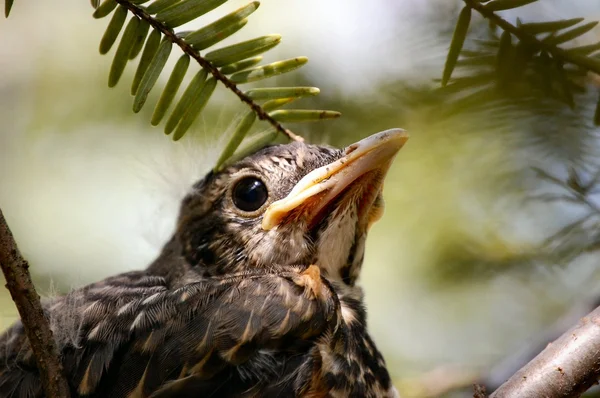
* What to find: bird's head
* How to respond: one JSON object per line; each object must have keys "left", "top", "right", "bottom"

{"left": 173, "top": 129, "right": 408, "bottom": 286}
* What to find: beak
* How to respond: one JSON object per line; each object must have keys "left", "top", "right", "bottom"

{"left": 262, "top": 128, "right": 409, "bottom": 231}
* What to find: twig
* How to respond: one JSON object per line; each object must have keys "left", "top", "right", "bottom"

{"left": 482, "top": 298, "right": 600, "bottom": 391}
{"left": 0, "top": 208, "right": 70, "bottom": 397}
{"left": 463, "top": 0, "right": 600, "bottom": 75}
{"left": 490, "top": 305, "right": 600, "bottom": 397}
{"left": 115, "top": 0, "right": 302, "bottom": 142}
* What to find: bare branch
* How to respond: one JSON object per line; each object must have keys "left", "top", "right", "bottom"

{"left": 0, "top": 208, "right": 70, "bottom": 397}
{"left": 490, "top": 305, "right": 600, "bottom": 398}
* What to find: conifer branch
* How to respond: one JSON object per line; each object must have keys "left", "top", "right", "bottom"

{"left": 463, "top": 0, "right": 600, "bottom": 75}
{"left": 114, "top": 0, "right": 302, "bottom": 142}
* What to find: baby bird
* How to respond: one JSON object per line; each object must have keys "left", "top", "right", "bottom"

{"left": 0, "top": 129, "right": 408, "bottom": 397}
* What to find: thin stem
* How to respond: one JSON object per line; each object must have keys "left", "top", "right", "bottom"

{"left": 0, "top": 208, "right": 70, "bottom": 398}
{"left": 463, "top": 0, "right": 600, "bottom": 74}
{"left": 115, "top": 0, "right": 302, "bottom": 142}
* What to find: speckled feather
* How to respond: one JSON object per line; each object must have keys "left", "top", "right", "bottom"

{"left": 0, "top": 141, "right": 398, "bottom": 398}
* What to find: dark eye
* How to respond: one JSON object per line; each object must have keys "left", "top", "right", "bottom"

{"left": 232, "top": 177, "right": 268, "bottom": 212}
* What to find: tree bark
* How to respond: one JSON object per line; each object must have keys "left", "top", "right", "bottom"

{"left": 0, "top": 208, "right": 70, "bottom": 397}
{"left": 491, "top": 306, "right": 600, "bottom": 397}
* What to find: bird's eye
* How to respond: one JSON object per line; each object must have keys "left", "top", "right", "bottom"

{"left": 232, "top": 177, "right": 269, "bottom": 213}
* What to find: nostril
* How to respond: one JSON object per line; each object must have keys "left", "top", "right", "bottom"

{"left": 345, "top": 144, "right": 359, "bottom": 155}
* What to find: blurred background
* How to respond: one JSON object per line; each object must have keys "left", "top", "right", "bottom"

{"left": 3, "top": 0, "right": 600, "bottom": 396}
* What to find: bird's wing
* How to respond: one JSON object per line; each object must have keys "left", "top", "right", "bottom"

{"left": 0, "top": 265, "right": 339, "bottom": 397}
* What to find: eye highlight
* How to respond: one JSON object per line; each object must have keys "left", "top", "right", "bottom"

{"left": 232, "top": 177, "right": 269, "bottom": 213}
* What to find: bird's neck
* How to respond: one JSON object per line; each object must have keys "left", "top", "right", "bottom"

{"left": 146, "top": 237, "right": 192, "bottom": 287}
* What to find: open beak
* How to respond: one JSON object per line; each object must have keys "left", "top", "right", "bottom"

{"left": 262, "top": 129, "right": 409, "bottom": 231}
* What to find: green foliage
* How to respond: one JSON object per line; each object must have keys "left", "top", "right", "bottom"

{"left": 4, "top": 0, "right": 12, "bottom": 17}
{"left": 163, "top": 68, "right": 208, "bottom": 136}
{"left": 151, "top": 54, "right": 190, "bottom": 125}
{"left": 204, "top": 34, "right": 281, "bottom": 66}
{"left": 443, "top": 0, "right": 600, "bottom": 126}
{"left": 109, "top": 16, "right": 142, "bottom": 87}
{"left": 532, "top": 167, "right": 600, "bottom": 262}
{"left": 215, "top": 110, "right": 257, "bottom": 168}
{"left": 484, "top": 0, "right": 537, "bottom": 12}
{"left": 131, "top": 28, "right": 161, "bottom": 95}
{"left": 132, "top": 37, "right": 172, "bottom": 109}
{"left": 90, "top": 0, "right": 340, "bottom": 170}
{"left": 185, "top": 2, "right": 258, "bottom": 50}
{"left": 442, "top": 6, "right": 471, "bottom": 87}
{"left": 99, "top": 5, "right": 128, "bottom": 55}
{"left": 4, "top": 0, "right": 341, "bottom": 170}
{"left": 220, "top": 56, "right": 262, "bottom": 74}
{"left": 230, "top": 57, "right": 307, "bottom": 84}
{"left": 93, "top": 0, "right": 118, "bottom": 19}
